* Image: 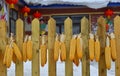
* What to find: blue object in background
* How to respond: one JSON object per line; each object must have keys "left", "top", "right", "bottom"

{"left": 19, "top": 0, "right": 120, "bottom": 9}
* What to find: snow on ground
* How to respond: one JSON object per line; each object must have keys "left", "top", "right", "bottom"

{"left": 7, "top": 60, "right": 115, "bottom": 76}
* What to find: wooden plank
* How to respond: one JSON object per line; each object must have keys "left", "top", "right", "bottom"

{"left": 114, "top": 16, "right": 120, "bottom": 76}
{"left": 48, "top": 17, "right": 56, "bottom": 76}
{"left": 0, "top": 20, "right": 7, "bottom": 76}
{"left": 97, "top": 16, "right": 106, "bottom": 76}
{"left": 32, "top": 18, "right": 40, "bottom": 76}
{"left": 64, "top": 17, "right": 73, "bottom": 76}
{"left": 81, "top": 17, "right": 90, "bottom": 76}
{"left": 16, "top": 19, "right": 24, "bottom": 76}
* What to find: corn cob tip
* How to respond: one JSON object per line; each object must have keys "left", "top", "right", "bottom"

{"left": 89, "top": 33, "right": 94, "bottom": 39}
{"left": 60, "top": 34, "right": 65, "bottom": 42}
{"left": 106, "top": 37, "right": 110, "bottom": 47}
{"left": 110, "top": 33, "right": 115, "bottom": 39}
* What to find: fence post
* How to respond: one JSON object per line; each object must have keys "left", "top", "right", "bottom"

{"left": 97, "top": 16, "right": 106, "bottom": 76}
{"left": 32, "top": 18, "right": 40, "bottom": 76}
{"left": 64, "top": 17, "right": 73, "bottom": 76}
{"left": 114, "top": 16, "right": 120, "bottom": 76}
{"left": 0, "top": 20, "right": 7, "bottom": 76}
{"left": 48, "top": 17, "right": 56, "bottom": 76}
{"left": 16, "top": 19, "right": 24, "bottom": 76}
{"left": 81, "top": 17, "right": 90, "bottom": 76}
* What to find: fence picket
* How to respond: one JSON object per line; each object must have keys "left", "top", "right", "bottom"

{"left": 97, "top": 16, "right": 106, "bottom": 76}
{"left": 64, "top": 17, "right": 73, "bottom": 76}
{"left": 32, "top": 18, "right": 40, "bottom": 76}
{"left": 81, "top": 17, "right": 90, "bottom": 76}
{"left": 0, "top": 20, "right": 7, "bottom": 76}
{"left": 16, "top": 19, "right": 24, "bottom": 76}
{"left": 114, "top": 16, "right": 120, "bottom": 76}
{"left": 48, "top": 17, "right": 56, "bottom": 76}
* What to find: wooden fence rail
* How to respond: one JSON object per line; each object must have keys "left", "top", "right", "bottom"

{"left": 0, "top": 16, "right": 120, "bottom": 76}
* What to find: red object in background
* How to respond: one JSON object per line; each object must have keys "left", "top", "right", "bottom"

{"left": 105, "top": 9, "right": 113, "bottom": 19}
{"left": 106, "top": 24, "right": 109, "bottom": 31}
{"left": 22, "top": 6, "right": 31, "bottom": 17}
{"left": 33, "top": 11, "right": 42, "bottom": 18}
{"left": 5, "top": 0, "right": 18, "bottom": 8}
{"left": 27, "top": 16, "right": 31, "bottom": 24}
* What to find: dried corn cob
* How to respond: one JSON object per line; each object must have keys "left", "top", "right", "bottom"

{"left": 12, "top": 52, "right": 17, "bottom": 63}
{"left": 69, "top": 35, "right": 76, "bottom": 61}
{"left": 89, "top": 33, "right": 95, "bottom": 61}
{"left": 6, "top": 45, "right": 13, "bottom": 68}
{"left": 105, "top": 37, "right": 111, "bottom": 70}
{"left": 60, "top": 34, "right": 66, "bottom": 61}
{"left": 54, "top": 34, "right": 60, "bottom": 61}
{"left": 73, "top": 50, "right": 79, "bottom": 66}
{"left": 12, "top": 41, "right": 22, "bottom": 61}
{"left": 110, "top": 33, "right": 117, "bottom": 61}
{"left": 95, "top": 37, "right": 100, "bottom": 62}
{"left": 40, "top": 35, "right": 47, "bottom": 67}
{"left": 22, "top": 36, "right": 28, "bottom": 62}
{"left": 76, "top": 34, "right": 82, "bottom": 59}
{"left": 3, "top": 45, "right": 9, "bottom": 65}
{"left": 26, "top": 36, "right": 32, "bottom": 61}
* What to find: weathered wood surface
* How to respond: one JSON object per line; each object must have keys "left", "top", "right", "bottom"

{"left": 81, "top": 17, "right": 90, "bottom": 76}
{"left": 64, "top": 17, "right": 73, "bottom": 76}
{"left": 16, "top": 19, "right": 24, "bottom": 76}
{"left": 48, "top": 18, "right": 56, "bottom": 76}
{"left": 97, "top": 16, "right": 106, "bottom": 76}
{"left": 32, "top": 18, "right": 40, "bottom": 76}
{"left": 0, "top": 20, "right": 7, "bottom": 76}
{"left": 114, "top": 16, "right": 120, "bottom": 76}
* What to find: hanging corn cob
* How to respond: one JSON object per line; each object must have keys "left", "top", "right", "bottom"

{"left": 12, "top": 41, "right": 22, "bottom": 61}
{"left": 3, "top": 35, "right": 14, "bottom": 68}
{"left": 54, "top": 34, "right": 60, "bottom": 61}
{"left": 110, "top": 33, "right": 117, "bottom": 61}
{"left": 76, "top": 33, "right": 82, "bottom": 59}
{"left": 105, "top": 36, "right": 111, "bottom": 70}
{"left": 3, "top": 45, "right": 9, "bottom": 65}
{"left": 73, "top": 49, "right": 79, "bottom": 67}
{"left": 26, "top": 36, "right": 33, "bottom": 61}
{"left": 60, "top": 34, "right": 66, "bottom": 61}
{"left": 95, "top": 36, "right": 100, "bottom": 62}
{"left": 10, "top": 34, "right": 17, "bottom": 64}
{"left": 22, "top": 35, "right": 28, "bottom": 62}
{"left": 6, "top": 44, "right": 13, "bottom": 68}
{"left": 69, "top": 35, "right": 77, "bottom": 61}
{"left": 40, "top": 35, "right": 47, "bottom": 67}
{"left": 89, "top": 33, "right": 95, "bottom": 61}
{"left": 12, "top": 52, "right": 17, "bottom": 64}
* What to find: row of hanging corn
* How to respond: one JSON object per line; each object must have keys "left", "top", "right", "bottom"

{"left": 3, "top": 32, "right": 116, "bottom": 70}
